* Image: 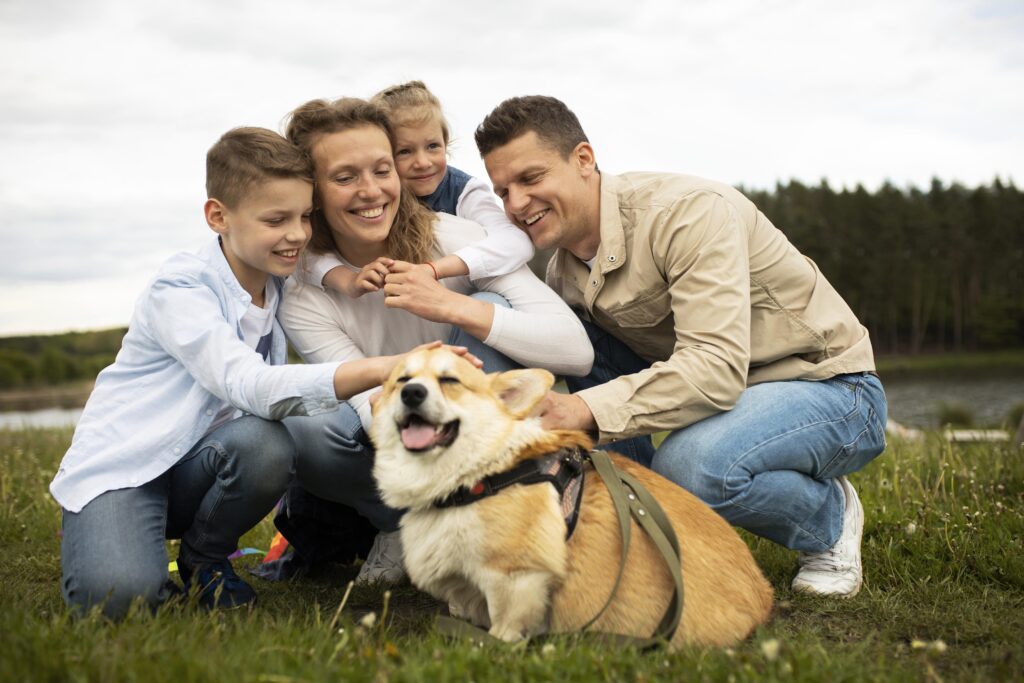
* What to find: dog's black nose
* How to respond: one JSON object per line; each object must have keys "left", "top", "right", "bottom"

{"left": 401, "top": 383, "right": 428, "bottom": 407}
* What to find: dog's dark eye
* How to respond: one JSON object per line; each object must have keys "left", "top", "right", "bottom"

{"left": 438, "top": 376, "right": 460, "bottom": 385}
{"left": 396, "top": 376, "right": 411, "bottom": 384}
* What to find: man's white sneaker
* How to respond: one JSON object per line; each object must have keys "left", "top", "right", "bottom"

{"left": 355, "top": 530, "right": 406, "bottom": 585}
{"left": 792, "top": 476, "right": 864, "bottom": 597}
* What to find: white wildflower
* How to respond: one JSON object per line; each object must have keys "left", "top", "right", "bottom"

{"left": 760, "top": 639, "right": 781, "bottom": 661}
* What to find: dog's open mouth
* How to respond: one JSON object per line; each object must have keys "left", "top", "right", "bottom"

{"left": 398, "top": 414, "right": 460, "bottom": 452}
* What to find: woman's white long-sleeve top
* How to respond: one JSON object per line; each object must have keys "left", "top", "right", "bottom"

{"left": 278, "top": 213, "right": 593, "bottom": 430}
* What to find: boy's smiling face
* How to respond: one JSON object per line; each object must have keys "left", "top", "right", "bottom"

{"left": 206, "top": 176, "right": 313, "bottom": 303}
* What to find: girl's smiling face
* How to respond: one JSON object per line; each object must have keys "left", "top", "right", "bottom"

{"left": 393, "top": 116, "right": 448, "bottom": 198}
{"left": 310, "top": 124, "right": 402, "bottom": 266}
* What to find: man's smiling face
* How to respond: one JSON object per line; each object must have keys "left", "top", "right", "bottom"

{"left": 483, "top": 131, "right": 599, "bottom": 255}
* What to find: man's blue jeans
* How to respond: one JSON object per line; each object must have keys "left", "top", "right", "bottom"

{"left": 60, "top": 415, "right": 295, "bottom": 618}
{"left": 570, "top": 319, "right": 888, "bottom": 553}
{"left": 284, "top": 292, "right": 521, "bottom": 534}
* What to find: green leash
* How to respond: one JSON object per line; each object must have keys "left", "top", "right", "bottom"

{"left": 435, "top": 449, "right": 685, "bottom": 649}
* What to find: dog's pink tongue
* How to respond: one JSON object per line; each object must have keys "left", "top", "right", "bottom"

{"left": 401, "top": 422, "right": 437, "bottom": 450}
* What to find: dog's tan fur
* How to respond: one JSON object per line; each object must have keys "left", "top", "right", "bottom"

{"left": 371, "top": 349, "right": 773, "bottom": 647}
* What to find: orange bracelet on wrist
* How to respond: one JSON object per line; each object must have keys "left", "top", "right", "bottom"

{"left": 426, "top": 262, "right": 439, "bottom": 280}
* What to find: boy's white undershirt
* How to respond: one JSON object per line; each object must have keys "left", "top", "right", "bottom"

{"left": 204, "top": 283, "right": 278, "bottom": 436}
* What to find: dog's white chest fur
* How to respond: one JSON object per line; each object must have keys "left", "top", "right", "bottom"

{"left": 400, "top": 505, "right": 496, "bottom": 625}
{"left": 402, "top": 506, "right": 485, "bottom": 579}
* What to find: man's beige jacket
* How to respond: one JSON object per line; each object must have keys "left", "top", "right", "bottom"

{"left": 546, "top": 172, "right": 876, "bottom": 443}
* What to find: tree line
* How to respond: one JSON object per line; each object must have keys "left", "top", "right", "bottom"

{"left": 2, "top": 177, "right": 1021, "bottom": 389}
{"left": 742, "top": 177, "right": 1023, "bottom": 354}
{"left": 0, "top": 328, "right": 125, "bottom": 389}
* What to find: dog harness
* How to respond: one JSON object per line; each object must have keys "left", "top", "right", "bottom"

{"left": 433, "top": 447, "right": 685, "bottom": 649}
{"left": 432, "top": 446, "right": 586, "bottom": 539}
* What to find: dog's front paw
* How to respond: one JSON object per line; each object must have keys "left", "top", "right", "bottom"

{"left": 448, "top": 600, "right": 467, "bottom": 620}
{"left": 489, "top": 624, "right": 528, "bottom": 643}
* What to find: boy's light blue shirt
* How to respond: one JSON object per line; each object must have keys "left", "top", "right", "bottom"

{"left": 51, "top": 237, "right": 341, "bottom": 513}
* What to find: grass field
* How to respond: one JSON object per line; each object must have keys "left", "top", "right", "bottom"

{"left": 2, "top": 427, "right": 1022, "bottom": 682}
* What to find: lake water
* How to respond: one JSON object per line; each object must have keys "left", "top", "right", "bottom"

{"left": 882, "top": 374, "right": 1022, "bottom": 429}
{"left": 0, "top": 407, "right": 82, "bottom": 430}
{"left": 1, "top": 375, "right": 1020, "bottom": 431}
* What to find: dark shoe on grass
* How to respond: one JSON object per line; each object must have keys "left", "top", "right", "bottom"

{"left": 178, "top": 558, "right": 257, "bottom": 610}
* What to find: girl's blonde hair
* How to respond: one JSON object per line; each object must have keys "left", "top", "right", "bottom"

{"left": 283, "top": 97, "right": 437, "bottom": 264}
{"left": 371, "top": 80, "right": 450, "bottom": 146}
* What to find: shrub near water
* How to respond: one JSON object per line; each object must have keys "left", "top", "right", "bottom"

{"left": 2, "top": 427, "right": 1023, "bottom": 682}
{"left": 936, "top": 402, "right": 975, "bottom": 428}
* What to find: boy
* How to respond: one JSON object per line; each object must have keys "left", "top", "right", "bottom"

{"left": 51, "top": 127, "right": 470, "bottom": 618}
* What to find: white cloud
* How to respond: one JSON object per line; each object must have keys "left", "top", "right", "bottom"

{"left": 1, "top": 0, "right": 1021, "bottom": 334}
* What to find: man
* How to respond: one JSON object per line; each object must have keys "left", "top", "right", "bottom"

{"left": 475, "top": 96, "right": 887, "bottom": 597}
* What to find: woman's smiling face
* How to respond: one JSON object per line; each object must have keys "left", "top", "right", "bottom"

{"left": 310, "top": 124, "right": 401, "bottom": 266}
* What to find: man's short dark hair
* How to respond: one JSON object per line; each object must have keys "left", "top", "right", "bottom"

{"left": 474, "top": 95, "right": 589, "bottom": 159}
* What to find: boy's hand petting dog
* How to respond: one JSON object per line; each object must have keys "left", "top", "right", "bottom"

{"left": 374, "top": 341, "right": 482, "bottom": 398}
{"left": 412, "top": 341, "right": 483, "bottom": 369}
{"left": 349, "top": 256, "right": 394, "bottom": 297}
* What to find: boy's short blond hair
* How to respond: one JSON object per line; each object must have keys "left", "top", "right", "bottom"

{"left": 206, "top": 127, "right": 312, "bottom": 208}
{"left": 370, "top": 80, "right": 451, "bottom": 146}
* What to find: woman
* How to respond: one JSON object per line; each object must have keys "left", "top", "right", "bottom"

{"left": 278, "top": 97, "right": 593, "bottom": 583}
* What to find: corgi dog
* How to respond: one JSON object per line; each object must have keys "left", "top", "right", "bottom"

{"left": 370, "top": 349, "right": 773, "bottom": 647}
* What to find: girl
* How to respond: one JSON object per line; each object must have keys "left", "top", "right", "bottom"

{"left": 306, "top": 81, "right": 535, "bottom": 297}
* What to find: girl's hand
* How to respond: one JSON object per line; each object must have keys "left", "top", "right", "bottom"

{"left": 350, "top": 257, "right": 394, "bottom": 297}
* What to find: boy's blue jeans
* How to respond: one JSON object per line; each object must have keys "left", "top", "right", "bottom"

{"left": 60, "top": 415, "right": 295, "bottom": 619}
{"left": 568, "top": 320, "right": 888, "bottom": 553}
{"left": 284, "top": 292, "right": 521, "bottom": 535}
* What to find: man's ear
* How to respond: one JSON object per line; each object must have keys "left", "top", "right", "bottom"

{"left": 490, "top": 369, "right": 555, "bottom": 418}
{"left": 573, "top": 142, "right": 597, "bottom": 178}
{"left": 205, "top": 198, "right": 229, "bottom": 236}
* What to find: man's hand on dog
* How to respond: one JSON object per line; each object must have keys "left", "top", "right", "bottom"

{"left": 537, "top": 391, "right": 597, "bottom": 434}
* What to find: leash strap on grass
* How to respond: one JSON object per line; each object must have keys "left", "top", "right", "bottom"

{"left": 434, "top": 614, "right": 505, "bottom": 646}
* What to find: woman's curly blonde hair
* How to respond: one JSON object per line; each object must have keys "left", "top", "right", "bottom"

{"left": 284, "top": 97, "right": 436, "bottom": 264}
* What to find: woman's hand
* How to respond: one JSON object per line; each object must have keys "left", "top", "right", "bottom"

{"left": 382, "top": 260, "right": 461, "bottom": 322}
{"left": 350, "top": 256, "right": 394, "bottom": 297}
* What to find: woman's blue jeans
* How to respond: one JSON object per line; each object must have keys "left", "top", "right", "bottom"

{"left": 570, "top": 319, "right": 888, "bottom": 553}
{"left": 283, "top": 292, "right": 521, "bottom": 535}
{"left": 60, "top": 415, "right": 296, "bottom": 618}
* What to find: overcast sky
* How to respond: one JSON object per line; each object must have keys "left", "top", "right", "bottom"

{"left": 2, "top": 0, "right": 1021, "bottom": 336}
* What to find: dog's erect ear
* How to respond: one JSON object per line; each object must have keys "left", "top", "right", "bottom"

{"left": 490, "top": 369, "right": 555, "bottom": 418}
{"left": 368, "top": 388, "right": 385, "bottom": 417}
